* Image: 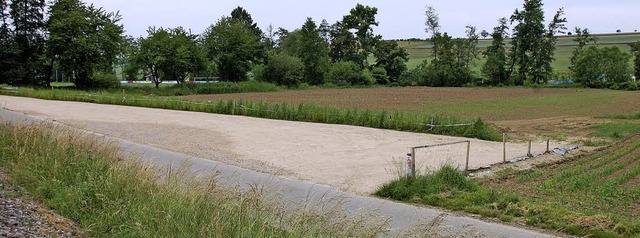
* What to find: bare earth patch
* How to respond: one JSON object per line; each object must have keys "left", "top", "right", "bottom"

{"left": 0, "top": 95, "right": 564, "bottom": 195}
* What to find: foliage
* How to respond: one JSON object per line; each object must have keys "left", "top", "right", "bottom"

{"left": 279, "top": 18, "right": 330, "bottom": 85}
{"left": 202, "top": 16, "right": 263, "bottom": 82}
{"left": 299, "top": 18, "right": 330, "bottom": 85}
{"left": 569, "top": 27, "right": 598, "bottom": 74}
{"left": 509, "top": 0, "right": 566, "bottom": 85}
{"left": 421, "top": 6, "right": 478, "bottom": 87}
{"left": 373, "top": 40, "right": 409, "bottom": 82}
{"left": 133, "top": 27, "right": 206, "bottom": 87}
{"left": 46, "top": 0, "right": 124, "bottom": 89}
{"left": 328, "top": 21, "right": 358, "bottom": 64}
{"left": 370, "top": 67, "right": 389, "bottom": 85}
{"left": 8, "top": 0, "right": 47, "bottom": 86}
{"left": 573, "top": 46, "right": 632, "bottom": 88}
{"left": 421, "top": 33, "right": 474, "bottom": 87}
{"left": 0, "top": 0, "right": 18, "bottom": 85}
{"left": 341, "top": 4, "right": 380, "bottom": 68}
{"left": 327, "top": 61, "right": 371, "bottom": 86}
{"left": 254, "top": 52, "right": 304, "bottom": 87}
{"left": 424, "top": 5, "right": 441, "bottom": 61}
{"left": 0, "top": 124, "right": 386, "bottom": 238}
{"left": 630, "top": 41, "right": 640, "bottom": 80}
{"left": 482, "top": 18, "right": 510, "bottom": 85}
{"left": 89, "top": 71, "right": 120, "bottom": 89}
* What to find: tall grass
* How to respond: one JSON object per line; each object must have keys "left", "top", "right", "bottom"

{"left": 0, "top": 122, "right": 387, "bottom": 237}
{"left": 120, "top": 81, "right": 281, "bottom": 96}
{"left": 7, "top": 88, "right": 502, "bottom": 141}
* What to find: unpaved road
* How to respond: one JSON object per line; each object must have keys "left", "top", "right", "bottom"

{"left": 0, "top": 95, "right": 562, "bottom": 195}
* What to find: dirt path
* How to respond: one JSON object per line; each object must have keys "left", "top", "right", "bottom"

{"left": 0, "top": 96, "right": 564, "bottom": 195}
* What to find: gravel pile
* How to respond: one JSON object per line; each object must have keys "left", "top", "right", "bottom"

{"left": 0, "top": 182, "right": 76, "bottom": 238}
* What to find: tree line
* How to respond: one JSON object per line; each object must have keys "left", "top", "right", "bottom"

{"left": 1, "top": 0, "right": 639, "bottom": 90}
{"left": 407, "top": 0, "right": 639, "bottom": 89}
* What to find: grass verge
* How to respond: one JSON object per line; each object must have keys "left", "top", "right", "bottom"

{"left": 4, "top": 87, "right": 502, "bottom": 141}
{"left": 375, "top": 135, "right": 640, "bottom": 238}
{"left": 0, "top": 122, "right": 387, "bottom": 237}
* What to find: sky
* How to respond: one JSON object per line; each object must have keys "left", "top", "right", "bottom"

{"left": 82, "top": 0, "right": 640, "bottom": 39}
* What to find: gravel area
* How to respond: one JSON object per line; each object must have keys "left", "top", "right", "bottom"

{"left": 0, "top": 95, "right": 565, "bottom": 195}
{"left": 0, "top": 183, "right": 77, "bottom": 238}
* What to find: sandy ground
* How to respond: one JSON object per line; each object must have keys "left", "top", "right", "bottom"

{"left": 0, "top": 95, "right": 565, "bottom": 195}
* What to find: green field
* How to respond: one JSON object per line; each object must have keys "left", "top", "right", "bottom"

{"left": 376, "top": 132, "right": 640, "bottom": 237}
{"left": 400, "top": 33, "right": 640, "bottom": 74}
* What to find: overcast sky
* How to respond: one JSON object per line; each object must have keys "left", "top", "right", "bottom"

{"left": 82, "top": 0, "right": 640, "bottom": 39}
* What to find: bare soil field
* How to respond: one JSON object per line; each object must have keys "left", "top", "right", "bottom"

{"left": 0, "top": 95, "right": 566, "bottom": 195}
{"left": 185, "top": 87, "right": 640, "bottom": 138}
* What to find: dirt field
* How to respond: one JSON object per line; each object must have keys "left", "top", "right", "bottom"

{"left": 185, "top": 87, "right": 640, "bottom": 139}
{"left": 0, "top": 95, "right": 566, "bottom": 195}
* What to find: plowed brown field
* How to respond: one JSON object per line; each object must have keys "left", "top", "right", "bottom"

{"left": 185, "top": 87, "right": 640, "bottom": 137}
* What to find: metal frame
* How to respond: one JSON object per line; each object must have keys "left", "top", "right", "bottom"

{"left": 410, "top": 140, "right": 471, "bottom": 176}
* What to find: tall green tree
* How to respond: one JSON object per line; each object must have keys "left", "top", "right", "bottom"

{"left": 424, "top": 5, "right": 441, "bottom": 62}
{"left": 134, "top": 27, "right": 205, "bottom": 87}
{"left": 202, "top": 17, "right": 262, "bottom": 82}
{"left": 0, "top": 0, "right": 18, "bottom": 84}
{"left": 509, "top": 0, "right": 566, "bottom": 85}
{"left": 10, "top": 0, "right": 46, "bottom": 85}
{"left": 230, "top": 6, "right": 265, "bottom": 62}
{"left": 630, "top": 41, "right": 640, "bottom": 81}
{"left": 373, "top": 40, "right": 408, "bottom": 83}
{"left": 47, "top": 0, "right": 124, "bottom": 88}
{"left": 342, "top": 4, "right": 380, "bottom": 68}
{"left": 299, "top": 17, "right": 330, "bottom": 85}
{"left": 569, "top": 27, "right": 597, "bottom": 74}
{"left": 328, "top": 21, "right": 358, "bottom": 64}
{"left": 230, "top": 6, "right": 263, "bottom": 39}
{"left": 482, "top": 18, "right": 510, "bottom": 85}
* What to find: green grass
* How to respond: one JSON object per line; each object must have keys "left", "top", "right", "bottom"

{"left": 0, "top": 122, "right": 387, "bottom": 237}
{"left": 4, "top": 87, "right": 502, "bottom": 141}
{"left": 590, "top": 123, "right": 640, "bottom": 139}
{"left": 376, "top": 134, "right": 640, "bottom": 237}
{"left": 603, "top": 112, "right": 640, "bottom": 120}
{"left": 119, "top": 81, "right": 282, "bottom": 96}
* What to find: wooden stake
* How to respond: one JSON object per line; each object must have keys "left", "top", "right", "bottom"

{"left": 527, "top": 140, "right": 532, "bottom": 157}
{"left": 411, "top": 147, "right": 416, "bottom": 177}
{"left": 465, "top": 141, "right": 471, "bottom": 174}
{"left": 503, "top": 133, "right": 506, "bottom": 163}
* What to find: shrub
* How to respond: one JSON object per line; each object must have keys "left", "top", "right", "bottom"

{"left": 89, "top": 72, "right": 120, "bottom": 89}
{"left": 255, "top": 52, "right": 304, "bottom": 87}
{"left": 573, "top": 46, "right": 633, "bottom": 88}
{"left": 371, "top": 67, "right": 389, "bottom": 85}
{"left": 327, "top": 61, "right": 371, "bottom": 86}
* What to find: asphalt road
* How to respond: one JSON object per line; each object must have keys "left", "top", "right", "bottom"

{"left": 0, "top": 106, "right": 558, "bottom": 237}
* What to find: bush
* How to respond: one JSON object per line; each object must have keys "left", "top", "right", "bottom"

{"left": 255, "top": 52, "right": 304, "bottom": 87}
{"left": 573, "top": 46, "right": 633, "bottom": 88}
{"left": 371, "top": 67, "right": 389, "bottom": 85}
{"left": 89, "top": 72, "right": 120, "bottom": 89}
{"left": 327, "top": 61, "right": 371, "bottom": 86}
